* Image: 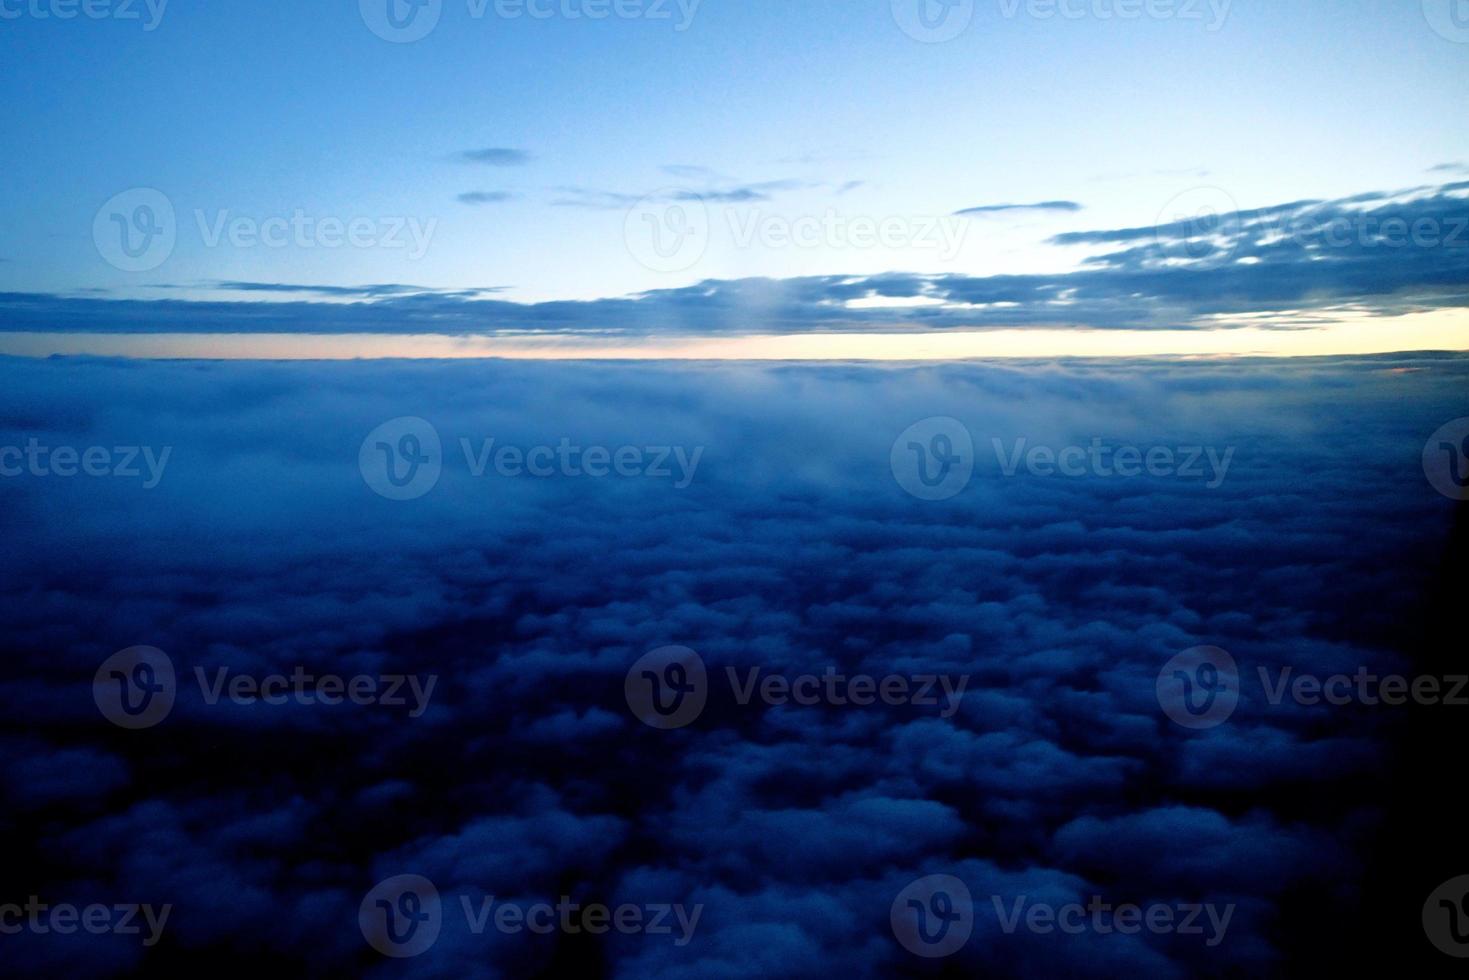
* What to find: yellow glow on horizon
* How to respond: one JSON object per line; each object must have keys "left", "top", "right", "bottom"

{"left": 0, "top": 309, "right": 1464, "bottom": 360}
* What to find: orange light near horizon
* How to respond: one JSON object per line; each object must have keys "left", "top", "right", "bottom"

{"left": 0, "top": 309, "right": 1464, "bottom": 361}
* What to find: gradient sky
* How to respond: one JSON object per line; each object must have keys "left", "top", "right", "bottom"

{"left": 1, "top": 0, "right": 1466, "bottom": 354}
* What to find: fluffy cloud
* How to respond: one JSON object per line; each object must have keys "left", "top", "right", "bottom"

{"left": 0, "top": 352, "right": 1462, "bottom": 976}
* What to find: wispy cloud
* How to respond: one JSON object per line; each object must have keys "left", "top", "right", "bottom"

{"left": 456, "top": 147, "right": 533, "bottom": 166}
{"left": 457, "top": 191, "right": 519, "bottom": 205}
{"left": 196, "top": 281, "right": 508, "bottom": 299}
{"left": 955, "top": 201, "right": 1084, "bottom": 217}
{"left": 549, "top": 187, "right": 642, "bottom": 210}
{"left": 553, "top": 178, "right": 820, "bottom": 210}
{"left": 661, "top": 164, "right": 728, "bottom": 180}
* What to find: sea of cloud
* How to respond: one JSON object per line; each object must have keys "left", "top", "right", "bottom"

{"left": 0, "top": 352, "right": 1463, "bottom": 977}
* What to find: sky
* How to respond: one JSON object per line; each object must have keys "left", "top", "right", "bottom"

{"left": 0, "top": 0, "right": 1466, "bottom": 355}
{"left": 5, "top": 8, "right": 1469, "bottom": 971}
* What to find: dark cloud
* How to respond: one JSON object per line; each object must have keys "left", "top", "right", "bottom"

{"left": 0, "top": 352, "right": 1460, "bottom": 976}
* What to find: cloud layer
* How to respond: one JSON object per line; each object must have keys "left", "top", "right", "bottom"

{"left": 1, "top": 352, "right": 1462, "bottom": 976}
{"left": 5, "top": 180, "right": 1465, "bottom": 337}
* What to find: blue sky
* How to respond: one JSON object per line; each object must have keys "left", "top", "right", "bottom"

{"left": 0, "top": 0, "right": 1466, "bottom": 353}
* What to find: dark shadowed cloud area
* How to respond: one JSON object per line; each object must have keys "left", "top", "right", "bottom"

{"left": 0, "top": 354, "right": 1463, "bottom": 976}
